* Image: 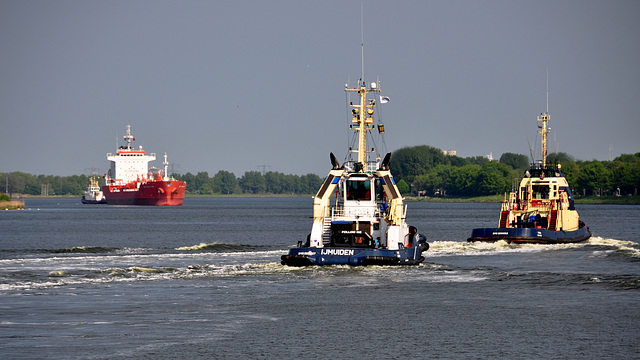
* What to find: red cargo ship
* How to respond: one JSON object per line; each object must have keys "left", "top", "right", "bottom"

{"left": 102, "top": 125, "right": 186, "bottom": 206}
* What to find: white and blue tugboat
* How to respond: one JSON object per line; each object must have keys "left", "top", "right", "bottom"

{"left": 81, "top": 174, "right": 106, "bottom": 204}
{"left": 281, "top": 67, "right": 429, "bottom": 266}
{"left": 468, "top": 109, "right": 591, "bottom": 244}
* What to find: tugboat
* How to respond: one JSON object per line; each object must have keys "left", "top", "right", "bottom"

{"left": 281, "top": 64, "right": 429, "bottom": 266}
{"left": 102, "top": 125, "right": 186, "bottom": 206}
{"left": 468, "top": 109, "right": 591, "bottom": 244}
{"left": 81, "top": 174, "right": 106, "bottom": 204}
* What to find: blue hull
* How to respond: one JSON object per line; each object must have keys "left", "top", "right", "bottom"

{"left": 82, "top": 199, "right": 107, "bottom": 204}
{"left": 468, "top": 225, "right": 591, "bottom": 244}
{"left": 281, "top": 242, "right": 429, "bottom": 267}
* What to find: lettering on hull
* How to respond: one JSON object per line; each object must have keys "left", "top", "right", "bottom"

{"left": 320, "top": 249, "right": 355, "bottom": 256}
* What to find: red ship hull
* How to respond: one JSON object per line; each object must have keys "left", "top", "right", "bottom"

{"left": 102, "top": 180, "right": 186, "bottom": 206}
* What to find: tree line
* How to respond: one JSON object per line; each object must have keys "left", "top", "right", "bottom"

{"left": 0, "top": 170, "right": 324, "bottom": 196}
{"left": 171, "top": 171, "right": 323, "bottom": 195}
{"left": 389, "top": 145, "right": 640, "bottom": 197}
{"left": 2, "top": 147, "right": 638, "bottom": 197}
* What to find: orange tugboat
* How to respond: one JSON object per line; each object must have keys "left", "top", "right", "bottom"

{"left": 467, "top": 109, "right": 590, "bottom": 244}
{"left": 102, "top": 125, "right": 186, "bottom": 206}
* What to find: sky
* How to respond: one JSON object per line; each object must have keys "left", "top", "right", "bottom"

{"left": 1, "top": 0, "right": 639, "bottom": 177}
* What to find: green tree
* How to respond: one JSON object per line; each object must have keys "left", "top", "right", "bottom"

{"left": 300, "top": 173, "right": 323, "bottom": 194}
{"left": 610, "top": 162, "right": 640, "bottom": 195}
{"left": 213, "top": 170, "right": 236, "bottom": 194}
{"left": 575, "top": 161, "right": 610, "bottom": 195}
{"left": 613, "top": 153, "right": 640, "bottom": 163}
{"left": 265, "top": 171, "right": 285, "bottom": 194}
{"left": 199, "top": 182, "right": 214, "bottom": 194}
{"left": 559, "top": 162, "right": 579, "bottom": 190}
{"left": 548, "top": 152, "right": 575, "bottom": 165}
{"left": 465, "top": 156, "right": 490, "bottom": 166}
{"left": 412, "top": 164, "right": 454, "bottom": 196}
{"left": 446, "top": 164, "right": 481, "bottom": 196}
{"left": 390, "top": 145, "right": 449, "bottom": 183}
{"left": 499, "top": 152, "right": 529, "bottom": 170}
{"left": 396, "top": 179, "right": 410, "bottom": 195}
{"left": 476, "top": 162, "right": 512, "bottom": 195}
{"left": 239, "top": 171, "right": 266, "bottom": 194}
{"left": 194, "top": 172, "right": 213, "bottom": 194}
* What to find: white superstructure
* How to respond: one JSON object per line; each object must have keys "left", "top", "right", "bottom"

{"left": 105, "top": 125, "right": 156, "bottom": 185}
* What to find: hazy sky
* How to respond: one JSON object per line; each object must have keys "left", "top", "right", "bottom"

{"left": 1, "top": 0, "right": 638, "bottom": 177}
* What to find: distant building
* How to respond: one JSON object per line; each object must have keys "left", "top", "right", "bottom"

{"left": 441, "top": 149, "right": 457, "bottom": 156}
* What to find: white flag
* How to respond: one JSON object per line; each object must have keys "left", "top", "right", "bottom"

{"left": 380, "top": 95, "right": 390, "bottom": 104}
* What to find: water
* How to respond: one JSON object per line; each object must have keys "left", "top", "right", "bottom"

{"left": 1, "top": 198, "right": 639, "bottom": 359}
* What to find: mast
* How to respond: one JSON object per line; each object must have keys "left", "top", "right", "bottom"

{"left": 537, "top": 112, "right": 550, "bottom": 168}
{"left": 344, "top": 1, "right": 379, "bottom": 172}
{"left": 346, "top": 82, "right": 379, "bottom": 172}
{"left": 360, "top": 0, "right": 364, "bottom": 84}
{"left": 123, "top": 124, "right": 135, "bottom": 150}
{"left": 538, "top": 73, "right": 550, "bottom": 167}
{"left": 163, "top": 153, "right": 169, "bottom": 180}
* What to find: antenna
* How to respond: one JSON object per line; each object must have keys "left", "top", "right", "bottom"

{"left": 360, "top": 0, "right": 365, "bottom": 83}
{"left": 546, "top": 68, "right": 549, "bottom": 113}
{"left": 524, "top": 119, "right": 535, "bottom": 163}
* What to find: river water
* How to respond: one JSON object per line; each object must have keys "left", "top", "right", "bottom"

{"left": 1, "top": 197, "right": 638, "bottom": 359}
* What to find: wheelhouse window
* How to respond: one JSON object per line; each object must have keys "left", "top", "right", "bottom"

{"left": 346, "top": 179, "right": 371, "bottom": 201}
{"left": 375, "top": 178, "right": 384, "bottom": 202}
{"left": 532, "top": 184, "right": 550, "bottom": 199}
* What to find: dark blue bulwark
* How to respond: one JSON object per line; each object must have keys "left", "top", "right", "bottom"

{"left": 281, "top": 238, "right": 429, "bottom": 266}
{"left": 468, "top": 226, "right": 591, "bottom": 244}
{"left": 331, "top": 220, "right": 353, "bottom": 225}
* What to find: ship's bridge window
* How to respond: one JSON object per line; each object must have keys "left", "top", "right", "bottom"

{"left": 532, "top": 184, "right": 550, "bottom": 199}
{"left": 346, "top": 179, "right": 371, "bottom": 201}
{"left": 375, "top": 178, "right": 384, "bottom": 201}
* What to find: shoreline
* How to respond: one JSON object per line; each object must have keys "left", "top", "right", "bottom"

{"left": 7, "top": 194, "right": 639, "bottom": 205}
{"left": 1, "top": 200, "right": 25, "bottom": 210}
{"left": 405, "top": 195, "right": 640, "bottom": 205}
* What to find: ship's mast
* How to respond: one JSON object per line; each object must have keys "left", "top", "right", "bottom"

{"left": 344, "top": 1, "right": 379, "bottom": 172}
{"left": 538, "top": 73, "right": 550, "bottom": 167}
{"left": 123, "top": 124, "right": 135, "bottom": 150}
{"left": 163, "top": 153, "right": 169, "bottom": 180}
{"left": 537, "top": 112, "right": 549, "bottom": 167}
{"left": 346, "top": 83, "right": 379, "bottom": 172}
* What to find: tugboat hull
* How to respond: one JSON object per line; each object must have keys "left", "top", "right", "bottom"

{"left": 81, "top": 197, "right": 107, "bottom": 204}
{"left": 281, "top": 241, "right": 429, "bottom": 267}
{"left": 467, "top": 225, "right": 591, "bottom": 244}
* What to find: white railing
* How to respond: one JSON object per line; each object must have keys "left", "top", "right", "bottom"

{"left": 331, "top": 206, "right": 381, "bottom": 219}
